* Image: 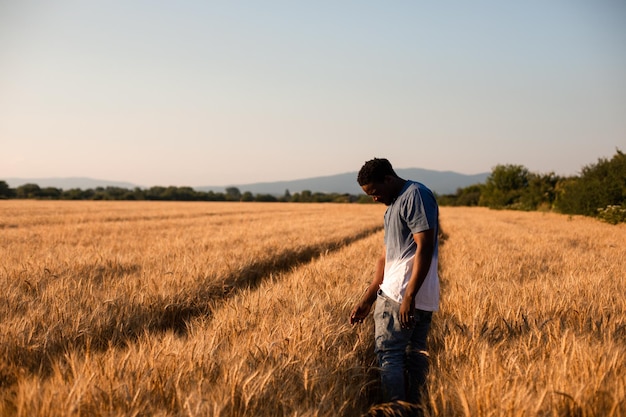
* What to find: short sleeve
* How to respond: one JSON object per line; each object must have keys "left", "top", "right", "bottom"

{"left": 402, "top": 186, "right": 437, "bottom": 234}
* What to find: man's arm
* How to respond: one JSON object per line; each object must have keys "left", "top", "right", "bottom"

{"left": 399, "top": 229, "right": 435, "bottom": 327}
{"left": 350, "top": 246, "right": 385, "bottom": 325}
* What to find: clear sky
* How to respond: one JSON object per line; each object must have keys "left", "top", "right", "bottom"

{"left": 1, "top": 1, "right": 625, "bottom": 187}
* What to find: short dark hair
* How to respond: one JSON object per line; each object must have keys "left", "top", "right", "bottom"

{"left": 357, "top": 158, "right": 398, "bottom": 186}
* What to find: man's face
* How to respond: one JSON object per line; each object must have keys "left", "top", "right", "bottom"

{"left": 361, "top": 179, "right": 394, "bottom": 205}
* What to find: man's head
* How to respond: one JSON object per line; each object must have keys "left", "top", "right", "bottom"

{"left": 357, "top": 158, "right": 405, "bottom": 205}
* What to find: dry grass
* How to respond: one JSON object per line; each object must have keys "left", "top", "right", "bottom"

{"left": 0, "top": 201, "right": 624, "bottom": 416}
{"left": 429, "top": 208, "right": 626, "bottom": 417}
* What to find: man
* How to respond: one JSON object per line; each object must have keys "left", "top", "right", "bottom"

{"left": 350, "top": 158, "right": 439, "bottom": 404}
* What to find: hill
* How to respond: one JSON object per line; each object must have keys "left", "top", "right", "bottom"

{"left": 5, "top": 168, "right": 489, "bottom": 196}
{"left": 196, "top": 168, "right": 489, "bottom": 196}
{"left": 4, "top": 177, "right": 139, "bottom": 190}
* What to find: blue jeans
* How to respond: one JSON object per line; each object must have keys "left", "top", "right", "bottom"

{"left": 374, "top": 290, "right": 433, "bottom": 403}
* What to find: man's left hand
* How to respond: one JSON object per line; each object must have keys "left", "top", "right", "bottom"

{"left": 399, "top": 298, "right": 415, "bottom": 328}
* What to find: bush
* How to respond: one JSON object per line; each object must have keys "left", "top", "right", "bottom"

{"left": 597, "top": 204, "right": 626, "bottom": 225}
{"left": 555, "top": 149, "right": 625, "bottom": 218}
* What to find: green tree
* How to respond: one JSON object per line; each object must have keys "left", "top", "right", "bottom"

{"left": 255, "top": 193, "right": 278, "bottom": 202}
{"left": 92, "top": 187, "right": 110, "bottom": 200}
{"left": 40, "top": 187, "right": 62, "bottom": 199}
{"left": 300, "top": 190, "right": 312, "bottom": 202}
{"left": 555, "top": 149, "right": 626, "bottom": 217}
{"left": 479, "top": 164, "right": 530, "bottom": 209}
{"left": 457, "top": 184, "right": 483, "bottom": 206}
{"left": 177, "top": 186, "right": 198, "bottom": 201}
{"left": 441, "top": 184, "right": 484, "bottom": 207}
{"left": 62, "top": 188, "right": 80, "bottom": 200}
{"left": 130, "top": 187, "right": 146, "bottom": 200}
{"left": 204, "top": 190, "right": 226, "bottom": 201}
{"left": 281, "top": 189, "right": 292, "bottom": 202}
{"left": 146, "top": 186, "right": 167, "bottom": 200}
{"left": 16, "top": 183, "right": 42, "bottom": 199}
{"left": 0, "top": 181, "right": 15, "bottom": 198}
{"left": 518, "top": 172, "right": 560, "bottom": 211}
{"left": 225, "top": 187, "right": 242, "bottom": 201}
{"left": 103, "top": 186, "right": 131, "bottom": 200}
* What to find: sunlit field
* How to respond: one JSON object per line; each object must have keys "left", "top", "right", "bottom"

{"left": 1, "top": 201, "right": 624, "bottom": 416}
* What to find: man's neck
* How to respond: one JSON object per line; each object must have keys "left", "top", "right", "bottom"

{"left": 391, "top": 177, "right": 407, "bottom": 200}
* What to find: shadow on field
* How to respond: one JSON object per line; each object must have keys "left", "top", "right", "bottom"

{"left": 145, "top": 224, "right": 383, "bottom": 335}
{"left": 2, "top": 225, "right": 383, "bottom": 385}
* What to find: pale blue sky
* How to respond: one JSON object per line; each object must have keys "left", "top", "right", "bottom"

{"left": 1, "top": 1, "right": 624, "bottom": 187}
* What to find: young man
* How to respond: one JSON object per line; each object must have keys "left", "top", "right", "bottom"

{"left": 350, "top": 158, "right": 440, "bottom": 404}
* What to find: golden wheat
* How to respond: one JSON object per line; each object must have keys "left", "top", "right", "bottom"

{"left": 1, "top": 202, "right": 624, "bottom": 416}
{"left": 429, "top": 208, "right": 626, "bottom": 417}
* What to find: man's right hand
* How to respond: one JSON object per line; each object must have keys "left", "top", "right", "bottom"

{"left": 350, "top": 302, "right": 372, "bottom": 325}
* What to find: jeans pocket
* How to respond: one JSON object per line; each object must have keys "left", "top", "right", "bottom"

{"left": 374, "top": 295, "right": 407, "bottom": 352}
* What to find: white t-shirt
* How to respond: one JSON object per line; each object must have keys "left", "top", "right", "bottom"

{"left": 379, "top": 180, "right": 440, "bottom": 311}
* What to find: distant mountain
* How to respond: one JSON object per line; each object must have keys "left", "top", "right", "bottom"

{"left": 4, "top": 177, "right": 140, "bottom": 190}
{"left": 4, "top": 168, "right": 489, "bottom": 196}
{"left": 196, "top": 168, "right": 489, "bottom": 196}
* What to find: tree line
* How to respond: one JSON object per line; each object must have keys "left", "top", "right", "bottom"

{"left": 0, "top": 182, "right": 364, "bottom": 204}
{"left": 438, "top": 149, "right": 626, "bottom": 224}
{"left": 2, "top": 149, "right": 624, "bottom": 223}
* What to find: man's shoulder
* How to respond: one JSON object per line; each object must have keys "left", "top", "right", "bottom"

{"left": 404, "top": 181, "right": 434, "bottom": 199}
{"left": 403, "top": 181, "right": 439, "bottom": 214}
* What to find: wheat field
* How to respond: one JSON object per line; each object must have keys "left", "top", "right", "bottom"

{"left": 1, "top": 201, "right": 624, "bottom": 416}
